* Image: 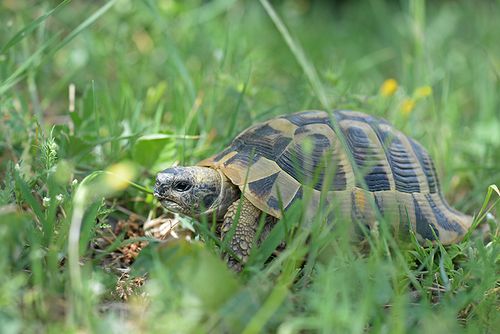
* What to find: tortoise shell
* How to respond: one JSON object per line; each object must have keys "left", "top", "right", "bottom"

{"left": 198, "top": 110, "right": 472, "bottom": 244}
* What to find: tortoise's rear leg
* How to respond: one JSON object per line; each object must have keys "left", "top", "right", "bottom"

{"left": 221, "top": 197, "right": 261, "bottom": 271}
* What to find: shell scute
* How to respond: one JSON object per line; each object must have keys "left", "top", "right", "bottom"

{"left": 197, "top": 110, "right": 472, "bottom": 244}
{"left": 340, "top": 120, "right": 393, "bottom": 192}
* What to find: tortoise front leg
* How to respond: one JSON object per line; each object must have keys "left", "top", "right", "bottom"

{"left": 221, "top": 197, "right": 261, "bottom": 271}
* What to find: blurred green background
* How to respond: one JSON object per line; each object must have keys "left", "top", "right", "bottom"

{"left": 0, "top": 0, "right": 499, "bottom": 333}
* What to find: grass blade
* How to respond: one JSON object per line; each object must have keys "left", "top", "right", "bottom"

{"left": 0, "top": 34, "right": 60, "bottom": 95}
{"left": 259, "top": 0, "right": 386, "bottom": 221}
{"left": 463, "top": 184, "right": 500, "bottom": 241}
{"left": 0, "top": 0, "right": 70, "bottom": 53}
{"left": 0, "top": 0, "right": 116, "bottom": 96}
{"left": 51, "top": 0, "right": 117, "bottom": 55}
{"left": 141, "top": 0, "right": 196, "bottom": 104}
{"left": 259, "top": 0, "right": 331, "bottom": 109}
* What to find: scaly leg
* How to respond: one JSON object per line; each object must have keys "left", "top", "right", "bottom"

{"left": 221, "top": 197, "right": 262, "bottom": 271}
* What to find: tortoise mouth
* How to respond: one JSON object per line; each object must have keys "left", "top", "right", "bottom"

{"left": 153, "top": 189, "right": 184, "bottom": 213}
{"left": 153, "top": 188, "right": 165, "bottom": 200}
{"left": 159, "top": 198, "right": 184, "bottom": 213}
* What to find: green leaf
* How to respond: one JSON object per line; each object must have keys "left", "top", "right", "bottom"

{"left": 134, "top": 240, "right": 241, "bottom": 309}
{"left": 13, "top": 169, "right": 45, "bottom": 225}
{"left": 132, "top": 134, "right": 175, "bottom": 168}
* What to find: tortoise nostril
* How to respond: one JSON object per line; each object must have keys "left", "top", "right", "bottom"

{"left": 153, "top": 180, "right": 165, "bottom": 197}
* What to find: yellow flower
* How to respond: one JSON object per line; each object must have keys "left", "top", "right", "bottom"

{"left": 401, "top": 99, "right": 415, "bottom": 116}
{"left": 414, "top": 85, "right": 432, "bottom": 99}
{"left": 105, "top": 162, "right": 136, "bottom": 191}
{"left": 132, "top": 30, "right": 154, "bottom": 54}
{"left": 380, "top": 79, "right": 398, "bottom": 97}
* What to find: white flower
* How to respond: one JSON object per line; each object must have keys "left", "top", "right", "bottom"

{"left": 56, "top": 194, "right": 64, "bottom": 202}
{"left": 72, "top": 179, "right": 78, "bottom": 186}
{"left": 42, "top": 197, "right": 51, "bottom": 207}
{"left": 90, "top": 280, "right": 104, "bottom": 296}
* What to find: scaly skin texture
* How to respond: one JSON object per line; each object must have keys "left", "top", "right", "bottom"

{"left": 221, "top": 197, "right": 263, "bottom": 272}
{"left": 199, "top": 110, "right": 473, "bottom": 245}
{"left": 155, "top": 166, "right": 266, "bottom": 270}
{"left": 155, "top": 110, "right": 476, "bottom": 271}
{"left": 154, "top": 166, "right": 239, "bottom": 219}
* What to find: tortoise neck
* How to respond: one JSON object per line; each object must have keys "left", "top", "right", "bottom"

{"left": 214, "top": 170, "right": 240, "bottom": 220}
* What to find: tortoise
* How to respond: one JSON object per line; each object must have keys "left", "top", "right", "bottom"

{"left": 153, "top": 110, "right": 472, "bottom": 269}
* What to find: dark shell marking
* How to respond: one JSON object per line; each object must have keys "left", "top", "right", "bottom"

{"left": 198, "top": 110, "right": 472, "bottom": 244}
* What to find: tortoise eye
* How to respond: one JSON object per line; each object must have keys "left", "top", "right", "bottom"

{"left": 174, "top": 181, "right": 192, "bottom": 192}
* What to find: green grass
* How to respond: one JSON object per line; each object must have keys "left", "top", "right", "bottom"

{"left": 1, "top": 0, "right": 499, "bottom": 332}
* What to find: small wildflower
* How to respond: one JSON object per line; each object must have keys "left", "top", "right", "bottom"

{"left": 414, "top": 85, "right": 432, "bottom": 99}
{"left": 105, "top": 162, "right": 136, "bottom": 191}
{"left": 56, "top": 194, "right": 64, "bottom": 202}
{"left": 90, "top": 280, "right": 104, "bottom": 296}
{"left": 42, "top": 197, "right": 51, "bottom": 207}
{"left": 98, "top": 222, "right": 112, "bottom": 229}
{"left": 72, "top": 179, "right": 78, "bottom": 186}
{"left": 41, "top": 135, "right": 58, "bottom": 170}
{"left": 132, "top": 30, "right": 154, "bottom": 54}
{"left": 380, "top": 79, "right": 398, "bottom": 97}
{"left": 486, "top": 212, "right": 496, "bottom": 222}
{"left": 401, "top": 99, "right": 416, "bottom": 116}
{"left": 49, "top": 141, "right": 58, "bottom": 152}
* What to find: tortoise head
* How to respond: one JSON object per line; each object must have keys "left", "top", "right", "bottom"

{"left": 154, "top": 166, "right": 239, "bottom": 219}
